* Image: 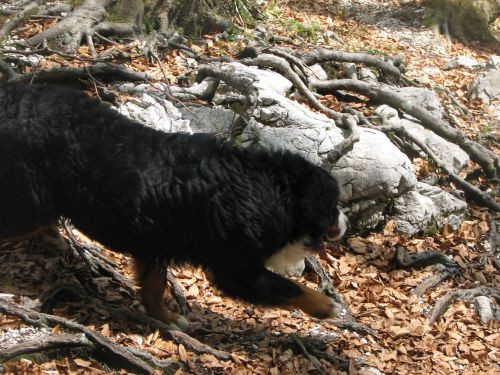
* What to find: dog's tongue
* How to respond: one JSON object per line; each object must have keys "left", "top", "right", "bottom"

{"left": 311, "top": 242, "right": 329, "bottom": 261}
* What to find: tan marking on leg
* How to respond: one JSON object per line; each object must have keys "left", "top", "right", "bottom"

{"left": 287, "top": 282, "right": 342, "bottom": 319}
{"left": 132, "top": 259, "right": 188, "bottom": 330}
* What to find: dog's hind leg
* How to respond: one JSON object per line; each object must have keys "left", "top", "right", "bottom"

{"left": 212, "top": 267, "right": 343, "bottom": 320}
{"left": 132, "top": 258, "right": 189, "bottom": 331}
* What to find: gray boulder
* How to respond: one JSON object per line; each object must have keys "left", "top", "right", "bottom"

{"left": 118, "top": 93, "right": 192, "bottom": 133}
{"left": 469, "top": 70, "right": 500, "bottom": 105}
{"left": 393, "top": 87, "right": 444, "bottom": 118}
{"left": 375, "top": 105, "right": 470, "bottom": 173}
{"left": 393, "top": 182, "right": 467, "bottom": 236}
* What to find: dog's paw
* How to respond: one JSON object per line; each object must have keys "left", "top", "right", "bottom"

{"left": 289, "top": 284, "right": 346, "bottom": 320}
{"left": 149, "top": 308, "right": 190, "bottom": 331}
{"left": 327, "top": 299, "right": 344, "bottom": 319}
{"left": 167, "top": 314, "right": 189, "bottom": 331}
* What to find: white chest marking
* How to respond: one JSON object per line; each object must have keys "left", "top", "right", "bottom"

{"left": 264, "top": 241, "right": 307, "bottom": 276}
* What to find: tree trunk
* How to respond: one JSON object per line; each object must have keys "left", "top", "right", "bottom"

{"left": 25, "top": 0, "right": 242, "bottom": 52}
{"left": 424, "top": 0, "right": 500, "bottom": 45}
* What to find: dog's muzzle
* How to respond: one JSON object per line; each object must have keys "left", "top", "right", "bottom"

{"left": 326, "top": 211, "right": 348, "bottom": 242}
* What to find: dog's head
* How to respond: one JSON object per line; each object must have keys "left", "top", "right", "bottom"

{"left": 285, "top": 155, "right": 347, "bottom": 248}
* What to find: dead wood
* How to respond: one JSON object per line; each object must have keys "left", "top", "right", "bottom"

{"left": 410, "top": 268, "right": 458, "bottom": 297}
{"left": 289, "top": 334, "right": 326, "bottom": 374}
{"left": 167, "top": 269, "right": 189, "bottom": 316}
{"left": 26, "top": 0, "right": 113, "bottom": 53}
{"left": 0, "top": 333, "right": 92, "bottom": 363}
{"left": 429, "top": 287, "right": 500, "bottom": 324}
{"left": 311, "top": 79, "right": 499, "bottom": 179}
{"left": 300, "top": 48, "right": 402, "bottom": 77}
{"left": 392, "top": 247, "right": 459, "bottom": 270}
{"left": 323, "top": 115, "right": 360, "bottom": 165}
{"left": 242, "top": 53, "right": 344, "bottom": 124}
{"left": 374, "top": 124, "right": 500, "bottom": 211}
{"left": 0, "top": 1, "right": 40, "bottom": 39}
{"left": 0, "top": 299, "right": 156, "bottom": 374}
{"left": 107, "top": 307, "right": 232, "bottom": 360}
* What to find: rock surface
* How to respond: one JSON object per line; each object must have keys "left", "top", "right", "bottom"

{"left": 117, "top": 63, "right": 467, "bottom": 236}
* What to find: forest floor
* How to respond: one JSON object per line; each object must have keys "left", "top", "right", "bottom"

{"left": 0, "top": 0, "right": 499, "bottom": 374}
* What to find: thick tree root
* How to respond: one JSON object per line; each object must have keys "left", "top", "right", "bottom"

{"left": 0, "top": 333, "right": 93, "bottom": 363}
{"left": 429, "top": 287, "right": 500, "bottom": 324}
{"left": 300, "top": 48, "right": 402, "bottom": 78}
{"left": 374, "top": 124, "right": 500, "bottom": 211}
{"left": 242, "top": 53, "right": 343, "bottom": 124}
{"left": 410, "top": 269, "right": 458, "bottom": 297}
{"left": 311, "top": 79, "right": 499, "bottom": 179}
{"left": 0, "top": 299, "right": 157, "bottom": 374}
{"left": 0, "top": 1, "right": 40, "bottom": 39}
{"left": 392, "top": 247, "right": 459, "bottom": 270}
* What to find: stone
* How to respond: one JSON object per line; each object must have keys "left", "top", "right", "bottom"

{"left": 118, "top": 93, "right": 193, "bottom": 133}
{"left": 444, "top": 56, "right": 482, "bottom": 70}
{"left": 469, "top": 70, "right": 500, "bottom": 105}
{"left": 392, "top": 182, "right": 467, "bottom": 235}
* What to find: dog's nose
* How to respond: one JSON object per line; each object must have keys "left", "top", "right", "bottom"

{"left": 327, "top": 211, "right": 347, "bottom": 241}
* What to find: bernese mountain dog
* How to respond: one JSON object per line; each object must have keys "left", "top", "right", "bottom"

{"left": 0, "top": 81, "right": 347, "bottom": 330}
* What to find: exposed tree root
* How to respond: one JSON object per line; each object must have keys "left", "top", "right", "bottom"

{"left": 62, "top": 221, "right": 134, "bottom": 288}
{"left": 410, "top": 268, "right": 458, "bottom": 297}
{"left": 300, "top": 48, "right": 403, "bottom": 78}
{"left": 167, "top": 269, "right": 190, "bottom": 316}
{"left": 374, "top": 124, "right": 500, "bottom": 211}
{"left": 242, "top": 53, "right": 344, "bottom": 124}
{"left": 284, "top": 333, "right": 350, "bottom": 371}
{"left": 311, "top": 79, "right": 499, "bottom": 179}
{"left": 0, "top": 299, "right": 156, "bottom": 374}
{"left": 392, "top": 247, "right": 459, "bottom": 270}
{"left": 108, "top": 307, "right": 232, "bottom": 360}
{"left": 0, "top": 333, "right": 92, "bottom": 363}
{"left": 304, "top": 255, "right": 378, "bottom": 336}
{"left": 289, "top": 333, "right": 326, "bottom": 374}
{"left": 26, "top": 0, "right": 113, "bottom": 53}
{"left": 304, "top": 255, "right": 353, "bottom": 321}
{"left": 0, "top": 1, "right": 40, "bottom": 39}
{"left": 0, "top": 59, "right": 19, "bottom": 80}
{"left": 429, "top": 287, "right": 500, "bottom": 324}
{"left": 323, "top": 115, "right": 360, "bottom": 165}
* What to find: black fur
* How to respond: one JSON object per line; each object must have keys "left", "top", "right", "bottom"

{"left": 0, "top": 81, "right": 342, "bottom": 318}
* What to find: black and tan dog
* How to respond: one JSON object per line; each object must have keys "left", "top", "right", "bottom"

{"left": 0, "top": 81, "right": 346, "bottom": 330}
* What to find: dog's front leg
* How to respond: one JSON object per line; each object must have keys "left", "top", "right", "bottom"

{"left": 133, "top": 258, "right": 189, "bottom": 331}
{"left": 212, "top": 267, "right": 343, "bottom": 319}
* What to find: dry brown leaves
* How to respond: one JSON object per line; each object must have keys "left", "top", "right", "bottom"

{"left": 1, "top": 2, "right": 499, "bottom": 374}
